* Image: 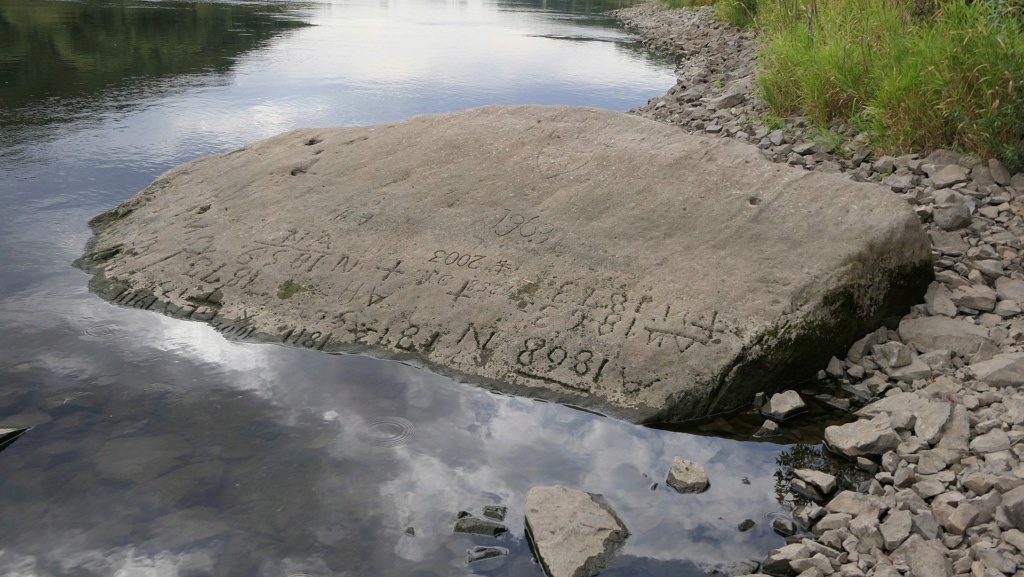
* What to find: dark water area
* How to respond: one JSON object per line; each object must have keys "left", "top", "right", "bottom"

{"left": 0, "top": 0, "right": 850, "bottom": 574}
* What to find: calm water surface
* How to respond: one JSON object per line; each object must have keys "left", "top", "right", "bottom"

{"left": 0, "top": 0, "right": 830, "bottom": 574}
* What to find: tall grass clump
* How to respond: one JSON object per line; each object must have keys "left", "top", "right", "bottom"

{"left": 752, "top": 0, "right": 1024, "bottom": 170}
{"left": 661, "top": 0, "right": 715, "bottom": 9}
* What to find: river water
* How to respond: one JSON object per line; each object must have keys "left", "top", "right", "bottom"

{"left": 0, "top": 1, "right": 831, "bottom": 575}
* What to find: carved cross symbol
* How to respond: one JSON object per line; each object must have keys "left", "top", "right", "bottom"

{"left": 377, "top": 260, "right": 405, "bottom": 281}
{"left": 445, "top": 280, "right": 473, "bottom": 305}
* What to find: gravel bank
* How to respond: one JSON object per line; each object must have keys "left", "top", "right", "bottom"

{"left": 613, "top": 4, "right": 1024, "bottom": 577}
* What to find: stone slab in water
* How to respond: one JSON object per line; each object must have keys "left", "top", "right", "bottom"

{"left": 77, "top": 105, "right": 932, "bottom": 423}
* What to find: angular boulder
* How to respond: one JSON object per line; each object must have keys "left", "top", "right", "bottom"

{"left": 524, "top": 485, "right": 628, "bottom": 577}
{"left": 76, "top": 105, "right": 932, "bottom": 422}
{"left": 666, "top": 457, "right": 710, "bottom": 493}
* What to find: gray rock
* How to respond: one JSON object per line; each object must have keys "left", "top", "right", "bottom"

{"left": 906, "top": 538, "right": 952, "bottom": 577}
{"left": 814, "top": 513, "right": 852, "bottom": 532}
{"left": 932, "top": 164, "right": 969, "bottom": 189}
{"left": 873, "top": 342, "right": 913, "bottom": 368}
{"left": 454, "top": 516, "right": 509, "bottom": 536}
{"left": 914, "top": 401, "right": 952, "bottom": 445}
{"left": 929, "top": 230, "right": 969, "bottom": 256}
{"left": 1011, "top": 172, "right": 1024, "bottom": 192}
{"left": 773, "top": 518, "right": 799, "bottom": 537}
{"left": 996, "top": 277, "right": 1024, "bottom": 303}
{"left": 761, "top": 390, "right": 808, "bottom": 421}
{"left": 912, "top": 512, "right": 941, "bottom": 540}
{"left": 994, "top": 299, "right": 1021, "bottom": 318}
{"left": 467, "top": 546, "right": 509, "bottom": 563}
{"left": 936, "top": 403, "right": 970, "bottom": 451}
{"left": 1004, "top": 485, "right": 1024, "bottom": 531}
{"left": 970, "top": 428, "right": 1011, "bottom": 453}
{"left": 666, "top": 457, "right": 709, "bottom": 493}
{"left": 951, "top": 284, "right": 998, "bottom": 311}
{"left": 969, "top": 353, "right": 1024, "bottom": 387}
{"left": 754, "top": 419, "right": 781, "bottom": 438}
{"left": 794, "top": 469, "right": 837, "bottom": 496}
{"left": 762, "top": 543, "right": 810, "bottom": 577}
{"left": 942, "top": 503, "right": 979, "bottom": 535}
{"left": 824, "top": 415, "right": 901, "bottom": 457}
{"left": 482, "top": 505, "right": 507, "bottom": 521}
{"left": 885, "top": 355, "right": 933, "bottom": 382}
{"left": 925, "top": 282, "right": 958, "bottom": 317}
{"left": 524, "top": 485, "right": 628, "bottom": 577}
{"left": 826, "top": 491, "right": 887, "bottom": 519}
{"left": 708, "top": 92, "right": 746, "bottom": 109}
{"left": 75, "top": 105, "right": 934, "bottom": 423}
{"left": 934, "top": 203, "right": 973, "bottom": 231}
{"left": 826, "top": 356, "right": 845, "bottom": 379}
{"left": 990, "top": 159, "right": 1012, "bottom": 186}
{"left": 849, "top": 516, "right": 882, "bottom": 552}
{"left": 899, "top": 316, "right": 996, "bottom": 357}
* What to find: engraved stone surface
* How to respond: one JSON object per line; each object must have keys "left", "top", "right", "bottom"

{"left": 76, "top": 105, "right": 932, "bottom": 423}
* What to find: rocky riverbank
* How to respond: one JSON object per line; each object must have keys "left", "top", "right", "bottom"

{"left": 613, "top": 3, "right": 1024, "bottom": 577}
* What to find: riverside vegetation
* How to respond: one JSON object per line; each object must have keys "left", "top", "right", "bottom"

{"left": 661, "top": 0, "right": 1024, "bottom": 171}
{"left": 613, "top": 2, "right": 1024, "bottom": 576}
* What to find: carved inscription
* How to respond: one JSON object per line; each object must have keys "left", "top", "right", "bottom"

{"left": 95, "top": 207, "right": 738, "bottom": 414}
{"left": 493, "top": 209, "right": 554, "bottom": 244}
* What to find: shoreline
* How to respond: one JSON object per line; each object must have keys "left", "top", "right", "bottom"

{"left": 612, "top": 4, "right": 1024, "bottom": 576}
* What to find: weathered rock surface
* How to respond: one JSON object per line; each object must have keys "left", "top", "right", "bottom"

{"left": 760, "top": 390, "right": 807, "bottom": 421}
{"left": 524, "top": 485, "right": 628, "bottom": 577}
{"left": 824, "top": 415, "right": 900, "bottom": 457}
{"left": 666, "top": 456, "right": 710, "bottom": 493}
{"left": 77, "top": 105, "right": 932, "bottom": 423}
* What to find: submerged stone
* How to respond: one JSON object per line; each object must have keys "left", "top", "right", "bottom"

{"left": 77, "top": 105, "right": 932, "bottom": 423}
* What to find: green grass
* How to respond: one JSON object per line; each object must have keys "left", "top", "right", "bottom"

{"left": 662, "top": 0, "right": 1024, "bottom": 170}
{"left": 755, "top": 0, "right": 1024, "bottom": 170}
{"left": 661, "top": 0, "right": 715, "bottom": 9}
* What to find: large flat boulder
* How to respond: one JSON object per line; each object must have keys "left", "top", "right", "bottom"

{"left": 76, "top": 105, "right": 932, "bottom": 423}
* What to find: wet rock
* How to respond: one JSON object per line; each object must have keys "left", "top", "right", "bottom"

{"left": 0, "top": 427, "right": 29, "bottom": 451}
{"left": 77, "top": 105, "right": 933, "bottom": 424}
{"left": 454, "top": 516, "right": 508, "bottom": 537}
{"left": 773, "top": 518, "right": 798, "bottom": 537}
{"left": 754, "top": 419, "right": 781, "bottom": 438}
{"left": 738, "top": 519, "right": 756, "bottom": 532}
{"left": 482, "top": 505, "right": 507, "bottom": 521}
{"left": 824, "top": 415, "right": 900, "bottom": 457}
{"left": 524, "top": 485, "right": 628, "bottom": 577}
{"left": 666, "top": 457, "right": 709, "bottom": 493}
{"left": 467, "top": 546, "right": 508, "bottom": 563}
{"left": 761, "top": 390, "right": 808, "bottom": 421}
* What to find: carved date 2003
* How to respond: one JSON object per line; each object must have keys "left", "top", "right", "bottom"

{"left": 428, "top": 250, "right": 486, "bottom": 269}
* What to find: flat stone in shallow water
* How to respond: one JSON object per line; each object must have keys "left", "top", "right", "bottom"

{"left": 77, "top": 105, "right": 932, "bottom": 422}
{"left": 524, "top": 485, "right": 628, "bottom": 577}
